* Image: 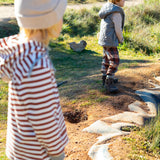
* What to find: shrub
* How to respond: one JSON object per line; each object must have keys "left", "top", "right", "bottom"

{"left": 63, "top": 7, "right": 100, "bottom": 37}
{"left": 122, "top": 3, "right": 160, "bottom": 55}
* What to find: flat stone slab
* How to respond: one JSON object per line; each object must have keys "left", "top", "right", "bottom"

{"left": 84, "top": 84, "right": 160, "bottom": 160}
{"left": 102, "top": 112, "right": 145, "bottom": 126}
{"left": 96, "top": 132, "right": 129, "bottom": 144}
{"left": 136, "top": 88, "right": 160, "bottom": 116}
{"left": 83, "top": 120, "right": 122, "bottom": 135}
{"left": 128, "top": 101, "right": 148, "bottom": 115}
{"left": 88, "top": 144, "right": 113, "bottom": 160}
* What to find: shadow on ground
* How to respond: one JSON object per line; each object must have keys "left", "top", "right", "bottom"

{"left": 0, "top": 18, "right": 19, "bottom": 38}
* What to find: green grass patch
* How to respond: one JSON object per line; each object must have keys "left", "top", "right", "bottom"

{"left": 123, "top": 114, "right": 160, "bottom": 159}
{"left": 144, "top": 0, "right": 160, "bottom": 5}
{"left": 0, "top": 128, "right": 8, "bottom": 160}
{"left": 123, "top": 3, "right": 160, "bottom": 55}
{"left": 0, "top": 19, "right": 19, "bottom": 38}
{"left": 144, "top": 115, "right": 160, "bottom": 152}
{"left": 0, "top": 81, "right": 8, "bottom": 121}
{"left": 63, "top": 7, "right": 100, "bottom": 37}
{"left": 0, "top": 81, "right": 8, "bottom": 159}
{"left": 0, "top": 0, "right": 13, "bottom": 5}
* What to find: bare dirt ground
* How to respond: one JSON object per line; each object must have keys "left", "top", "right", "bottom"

{"left": 64, "top": 62, "right": 160, "bottom": 160}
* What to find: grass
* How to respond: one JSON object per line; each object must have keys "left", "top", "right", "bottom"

{"left": 123, "top": 114, "right": 160, "bottom": 159}
{"left": 0, "top": 80, "right": 8, "bottom": 159}
{"left": 144, "top": 114, "right": 160, "bottom": 152}
{"left": 144, "top": 0, "right": 160, "bottom": 4}
{"left": 0, "top": 19, "right": 19, "bottom": 38}
{"left": 0, "top": 0, "right": 160, "bottom": 159}
{"left": 0, "top": 0, "right": 13, "bottom": 5}
{"left": 63, "top": 7, "right": 100, "bottom": 37}
{"left": 0, "top": 129, "right": 7, "bottom": 160}
{"left": 0, "top": 80, "right": 8, "bottom": 122}
{"left": 123, "top": 4, "right": 160, "bottom": 55}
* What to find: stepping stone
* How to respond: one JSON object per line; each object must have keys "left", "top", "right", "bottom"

{"left": 96, "top": 132, "right": 129, "bottom": 144}
{"left": 85, "top": 81, "right": 160, "bottom": 160}
{"left": 136, "top": 88, "right": 160, "bottom": 116}
{"left": 128, "top": 101, "right": 148, "bottom": 115}
{"left": 83, "top": 120, "right": 121, "bottom": 135}
{"left": 101, "top": 112, "right": 145, "bottom": 126}
{"left": 88, "top": 144, "right": 113, "bottom": 160}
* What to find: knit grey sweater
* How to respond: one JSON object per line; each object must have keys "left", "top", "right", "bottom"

{"left": 98, "top": 2, "right": 125, "bottom": 47}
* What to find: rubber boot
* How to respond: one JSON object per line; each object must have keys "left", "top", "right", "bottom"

{"left": 105, "top": 77, "right": 118, "bottom": 93}
{"left": 102, "top": 75, "right": 106, "bottom": 86}
{"left": 102, "top": 75, "right": 118, "bottom": 86}
{"left": 113, "top": 77, "right": 118, "bottom": 83}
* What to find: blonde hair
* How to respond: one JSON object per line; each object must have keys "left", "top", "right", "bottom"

{"left": 109, "top": 0, "right": 121, "bottom": 4}
{"left": 20, "top": 20, "right": 63, "bottom": 46}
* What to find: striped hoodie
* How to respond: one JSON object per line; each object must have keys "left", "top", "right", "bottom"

{"left": 0, "top": 35, "right": 68, "bottom": 160}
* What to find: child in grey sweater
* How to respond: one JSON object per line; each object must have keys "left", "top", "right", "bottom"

{"left": 98, "top": 0, "right": 125, "bottom": 93}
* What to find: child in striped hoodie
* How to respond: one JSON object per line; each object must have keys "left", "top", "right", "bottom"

{"left": 0, "top": 0, "right": 68, "bottom": 159}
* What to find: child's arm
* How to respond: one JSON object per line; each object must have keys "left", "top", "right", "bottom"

{"left": 112, "top": 13, "right": 124, "bottom": 43}
{"left": 0, "top": 37, "right": 12, "bottom": 82}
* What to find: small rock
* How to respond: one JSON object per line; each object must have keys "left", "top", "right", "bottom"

{"left": 69, "top": 40, "right": 87, "bottom": 52}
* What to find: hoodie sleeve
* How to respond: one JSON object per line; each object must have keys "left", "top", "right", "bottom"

{"left": 0, "top": 37, "right": 12, "bottom": 82}
{"left": 112, "top": 13, "right": 124, "bottom": 43}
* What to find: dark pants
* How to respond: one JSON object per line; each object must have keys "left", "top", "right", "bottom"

{"left": 101, "top": 47, "right": 120, "bottom": 76}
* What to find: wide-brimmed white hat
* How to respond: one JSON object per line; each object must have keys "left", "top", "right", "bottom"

{"left": 15, "top": 0, "right": 67, "bottom": 29}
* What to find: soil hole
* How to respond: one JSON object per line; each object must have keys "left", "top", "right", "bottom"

{"left": 63, "top": 109, "right": 88, "bottom": 123}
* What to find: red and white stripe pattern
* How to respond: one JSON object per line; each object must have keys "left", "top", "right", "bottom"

{"left": 0, "top": 35, "right": 68, "bottom": 160}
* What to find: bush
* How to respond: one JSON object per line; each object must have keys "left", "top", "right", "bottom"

{"left": 121, "top": 3, "right": 160, "bottom": 55}
{"left": 63, "top": 7, "right": 100, "bottom": 37}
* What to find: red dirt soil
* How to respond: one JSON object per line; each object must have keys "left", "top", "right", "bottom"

{"left": 63, "top": 62, "right": 160, "bottom": 160}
